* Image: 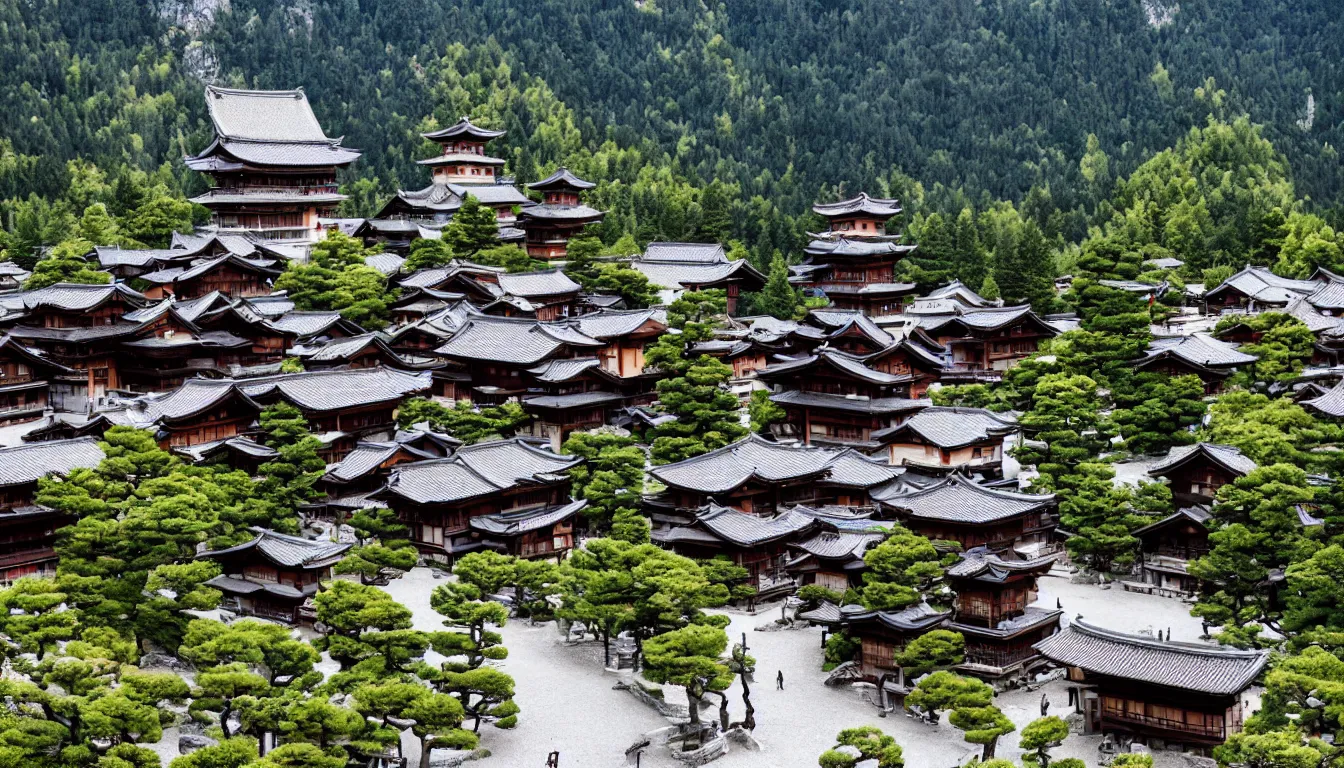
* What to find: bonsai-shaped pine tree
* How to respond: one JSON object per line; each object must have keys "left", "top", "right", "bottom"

{"left": 817, "top": 726, "right": 904, "bottom": 768}
{"left": 906, "top": 671, "right": 1015, "bottom": 760}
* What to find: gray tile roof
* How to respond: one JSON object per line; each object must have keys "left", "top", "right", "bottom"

{"left": 1147, "top": 442, "right": 1257, "bottom": 478}
{"left": 688, "top": 504, "right": 816, "bottom": 546}
{"left": 516, "top": 204, "right": 605, "bottom": 222}
{"left": 1033, "top": 619, "right": 1268, "bottom": 695}
{"left": 1281, "top": 297, "right": 1344, "bottom": 334}
{"left": 266, "top": 311, "right": 352, "bottom": 338}
{"left": 631, "top": 259, "right": 764, "bottom": 291}
{"left": 1309, "top": 279, "right": 1344, "bottom": 311}
{"left": 204, "top": 86, "right": 334, "bottom": 143}
{"left": 572, "top": 308, "right": 666, "bottom": 340}
{"left": 923, "top": 305, "right": 1054, "bottom": 334}
{"left": 422, "top": 117, "right": 507, "bottom": 141}
{"left": 496, "top": 269, "right": 581, "bottom": 298}
{"left": 871, "top": 407, "right": 1018, "bottom": 449}
{"left": 528, "top": 167, "right": 596, "bottom": 191}
{"left": 17, "top": 283, "right": 149, "bottom": 313}
{"left": 803, "top": 238, "right": 917, "bottom": 259}
{"left": 649, "top": 434, "right": 901, "bottom": 494}
{"left": 758, "top": 349, "right": 908, "bottom": 386}
{"left": 812, "top": 193, "right": 901, "bottom": 219}
{"left": 527, "top": 358, "right": 605, "bottom": 383}
{"left": 207, "top": 140, "right": 360, "bottom": 168}
{"left": 383, "top": 438, "right": 582, "bottom": 505}
{"left": 137, "top": 380, "right": 258, "bottom": 422}
{"left": 0, "top": 437, "right": 105, "bottom": 488}
{"left": 175, "top": 436, "right": 278, "bottom": 463}
{"left": 1303, "top": 379, "right": 1344, "bottom": 418}
{"left": 793, "top": 530, "right": 885, "bottom": 560}
{"left": 642, "top": 243, "right": 729, "bottom": 264}
{"left": 324, "top": 442, "right": 404, "bottom": 483}
{"left": 365, "top": 252, "right": 406, "bottom": 277}
{"left": 238, "top": 368, "right": 431, "bottom": 412}
{"left": 204, "top": 527, "right": 351, "bottom": 569}
{"left": 1205, "top": 265, "right": 1318, "bottom": 306}
{"left": 874, "top": 474, "right": 1054, "bottom": 524}
{"left": 416, "top": 152, "right": 507, "bottom": 168}
{"left": 434, "top": 317, "right": 602, "bottom": 365}
{"left": 523, "top": 392, "right": 624, "bottom": 410}
{"left": 297, "top": 333, "right": 401, "bottom": 363}
{"left": 469, "top": 499, "right": 587, "bottom": 535}
{"left": 944, "top": 546, "right": 1058, "bottom": 580}
{"left": 843, "top": 602, "right": 950, "bottom": 632}
{"left": 189, "top": 190, "right": 347, "bottom": 205}
{"left": 243, "top": 294, "right": 297, "bottom": 316}
{"left": 1140, "top": 333, "right": 1258, "bottom": 368}
{"left": 769, "top": 389, "right": 929, "bottom": 416}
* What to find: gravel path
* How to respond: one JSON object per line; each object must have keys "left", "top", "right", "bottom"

{"left": 374, "top": 568, "right": 1220, "bottom": 768}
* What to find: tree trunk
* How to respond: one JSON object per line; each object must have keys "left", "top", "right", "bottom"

{"left": 220, "top": 701, "right": 233, "bottom": 738}
{"left": 713, "top": 691, "right": 729, "bottom": 732}
{"left": 982, "top": 736, "right": 998, "bottom": 761}
{"left": 739, "top": 672, "right": 755, "bottom": 731}
{"left": 684, "top": 693, "right": 702, "bottom": 751}
{"left": 418, "top": 736, "right": 433, "bottom": 768}
{"left": 601, "top": 626, "right": 611, "bottom": 667}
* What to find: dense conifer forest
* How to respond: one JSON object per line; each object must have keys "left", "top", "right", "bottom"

{"left": 3, "top": 0, "right": 1343, "bottom": 279}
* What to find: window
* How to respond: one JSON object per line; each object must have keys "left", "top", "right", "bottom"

{"left": 421, "top": 525, "right": 444, "bottom": 546}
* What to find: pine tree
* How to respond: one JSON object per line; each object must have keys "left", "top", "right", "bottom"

{"left": 24, "top": 238, "right": 110, "bottom": 290}
{"left": 951, "top": 207, "right": 990, "bottom": 288}
{"left": 405, "top": 238, "right": 454, "bottom": 272}
{"left": 753, "top": 252, "right": 803, "bottom": 319}
{"left": 444, "top": 195, "right": 500, "bottom": 258}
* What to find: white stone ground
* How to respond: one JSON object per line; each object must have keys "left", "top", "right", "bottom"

{"left": 374, "top": 568, "right": 1233, "bottom": 768}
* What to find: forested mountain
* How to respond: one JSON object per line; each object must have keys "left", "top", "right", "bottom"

{"left": 2, "top": 0, "right": 1342, "bottom": 271}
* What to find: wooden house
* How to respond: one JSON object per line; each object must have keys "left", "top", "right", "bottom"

{"left": 791, "top": 194, "right": 919, "bottom": 317}
{"left": 875, "top": 475, "right": 1057, "bottom": 551}
{"left": 646, "top": 434, "right": 901, "bottom": 515}
{"left": 1036, "top": 620, "right": 1268, "bottom": 750}
{"left": 869, "top": 407, "right": 1018, "bottom": 479}
{"left": 0, "top": 438, "right": 105, "bottom": 583}
{"left": 919, "top": 305, "right": 1058, "bottom": 376}
{"left": 377, "top": 438, "right": 585, "bottom": 562}
{"left": 0, "top": 337, "right": 76, "bottom": 427}
{"left": 650, "top": 504, "right": 817, "bottom": 600}
{"left": 1131, "top": 335, "right": 1258, "bottom": 393}
{"left": 202, "top": 528, "right": 351, "bottom": 624}
{"left": 944, "top": 548, "right": 1062, "bottom": 680}
{"left": 1132, "top": 506, "right": 1212, "bottom": 597}
{"left": 1146, "top": 442, "right": 1256, "bottom": 505}
{"left": 630, "top": 243, "right": 766, "bottom": 315}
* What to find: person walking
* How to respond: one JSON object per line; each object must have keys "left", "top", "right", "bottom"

{"left": 776, "top": 670, "right": 784, "bottom": 690}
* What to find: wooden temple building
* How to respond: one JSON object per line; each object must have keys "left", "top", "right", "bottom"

{"left": 791, "top": 194, "right": 918, "bottom": 316}
{"left": 0, "top": 438, "right": 105, "bottom": 583}
{"left": 869, "top": 406, "right": 1019, "bottom": 479}
{"left": 1132, "top": 506, "right": 1212, "bottom": 597}
{"left": 186, "top": 86, "right": 360, "bottom": 244}
{"left": 874, "top": 474, "right": 1057, "bottom": 553}
{"left": 376, "top": 438, "right": 586, "bottom": 562}
{"left": 1146, "top": 442, "right": 1256, "bottom": 505}
{"left": 630, "top": 243, "right": 766, "bottom": 315}
{"left": 1035, "top": 619, "right": 1268, "bottom": 750}
{"left": 646, "top": 434, "right": 902, "bottom": 516}
{"left": 202, "top": 527, "right": 351, "bottom": 624}
{"left": 918, "top": 305, "right": 1058, "bottom": 377}
{"left": 757, "top": 350, "right": 930, "bottom": 449}
{"left": 517, "top": 168, "right": 606, "bottom": 261}
{"left": 651, "top": 503, "right": 817, "bottom": 600}
{"left": 365, "top": 117, "right": 530, "bottom": 248}
{"left": 1131, "top": 334, "right": 1258, "bottom": 393}
{"left": 943, "top": 548, "right": 1062, "bottom": 679}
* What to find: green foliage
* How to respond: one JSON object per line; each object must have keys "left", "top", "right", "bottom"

{"left": 753, "top": 252, "right": 805, "bottom": 320}
{"left": 24, "top": 239, "right": 111, "bottom": 290}
{"left": 907, "top": 672, "right": 1014, "bottom": 759}
{"left": 895, "top": 630, "right": 964, "bottom": 677}
{"left": 1220, "top": 313, "right": 1316, "bottom": 385}
{"left": 405, "top": 238, "right": 455, "bottom": 272}
{"left": 823, "top": 632, "right": 860, "bottom": 667}
{"left": 747, "top": 389, "right": 786, "bottom": 434}
{"left": 1206, "top": 391, "right": 1329, "bottom": 469}
{"left": 254, "top": 403, "right": 325, "bottom": 525}
{"left": 562, "top": 431, "right": 645, "bottom": 531}
{"left": 1111, "top": 374, "right": 1206, "bottom": 454}
{"left": 443, "top": 195, "right": 500, "bottom": 258}
{"left": 272, "top": 232, "right": 395, "bottom": 328}
{"left": 1020, "top": 716, "right": 1070, "bottom": 768}
{"left": 1015, "top": 373, "right": 1113, "bottom": 483}
{"left": 1190, "top": 463, "right": 1318, "bottom": 640}
{"left": 642, "top": 624, "right": 735, "bottom": 728}
{"left": 818, "top": 726, "right": 904, "bottom": 768}
{"left": 859, "top": 526, "right": 944, "bottom": 611}
{"left": 397, "top": 398, "right": 529, "bottom": 444}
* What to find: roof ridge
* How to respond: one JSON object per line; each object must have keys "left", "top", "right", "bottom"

{"left": 1070, "top": 618, "right": 1267, "bottom": 658}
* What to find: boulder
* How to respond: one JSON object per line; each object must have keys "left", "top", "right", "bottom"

{"left": 179, "top": 734, "right": 217, "bottom": 755}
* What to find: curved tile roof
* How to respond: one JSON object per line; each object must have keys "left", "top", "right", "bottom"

{"left": 649, "top": 434, "right": 901, "bottom": 494}
{"left": 1033, "top": 619, "right": 1268, "bottom": 695}
{"left": 812, "top": 193, "right": 902, "bottom": 219}
{"left": 874, "top": 474, "right": 1054, "bottom": 523}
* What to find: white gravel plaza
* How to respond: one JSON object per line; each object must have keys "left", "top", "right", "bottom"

{"left": 377, "top": 567, "right": 1228, "bottom": 768}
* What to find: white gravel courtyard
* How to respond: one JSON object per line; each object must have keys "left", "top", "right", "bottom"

{"left": 375, "top": 568, "right": 1223, "bottom": 768}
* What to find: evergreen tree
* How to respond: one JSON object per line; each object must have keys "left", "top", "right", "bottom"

{"left": 444, "top": 195, "right": 500, "bottom": 258}
{"left": 255, "top": 403, "right": 326, "bottom": 524}
{"left": 24, "top": 239, "right": 110, "bottom": 290}
{"left": 753, "top": 252, "right": 804, "bottom": 320}
{"left": 405, "top": 238, "right": 454, "bottom": 272}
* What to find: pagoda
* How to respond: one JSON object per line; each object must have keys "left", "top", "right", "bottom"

{"left": 792, "top": 193, "right": 918, "bottom": 316}
{"left": 368, "top": 117, "right": 530, "bottom": 247}
{"left": 517, "top": 168, "right": 606, "bottom": 261}
{"left": 186, "top": 86, "right": 360, "bottom": 244}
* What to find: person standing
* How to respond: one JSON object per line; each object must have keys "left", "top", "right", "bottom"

{"left": 777, "top": 670, "right": 784, "bottom": 690}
